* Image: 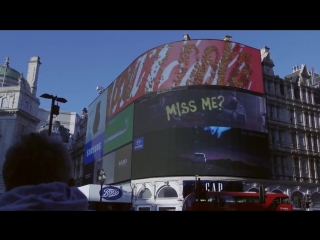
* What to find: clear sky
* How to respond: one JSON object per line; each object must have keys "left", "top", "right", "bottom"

{"left": 1, "top": 30, "right": 319, "bottom": 114}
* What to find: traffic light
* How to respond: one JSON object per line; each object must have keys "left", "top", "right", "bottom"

{"left": 259, "top": 185, "right": 267, "bottom": 204}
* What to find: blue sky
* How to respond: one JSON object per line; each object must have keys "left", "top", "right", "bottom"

{"left": 1, "top": 30, "right": 319, "bottom": 114}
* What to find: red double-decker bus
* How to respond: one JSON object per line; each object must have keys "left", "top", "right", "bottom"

{"left": 182, "top": 191, "right": 293, "bottom": 211}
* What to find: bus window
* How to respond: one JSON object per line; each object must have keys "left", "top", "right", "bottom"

{"left": 208, "top": 194, "right": 218, "bottom": 207}
{"left": 220, "top": 195, "right": 235, "bottom": 203}
{"left": 234, "top": 196, "right": 259, "bottom": 203}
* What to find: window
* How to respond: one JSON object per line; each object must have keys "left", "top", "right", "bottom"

{"left": 220, "top": 195, "right": 235, "bottom": 203}
{"left": 273, "top": 155, "right": 278, "bottom": 175}
{"left": 314, "top": 136, "right": 318, "bottom": 152}
{"left": 1, "top": 97, "right": 8, "bottom": 108}
{"left": 308, "top": 91, "right": 313, "bottom": 104}
{"left": 311, "top": 114, "right": 315, "bottom": 128}
{"left": 307, "top": 135, "right": 312, "bottom": 151}
{"left": 289, "top": 109, "right": 294, "bottom": 123}
{"left": 280, "top": 156, "right": 286, "bottom": 175}
{"left": 305, "top": 113, "right": 309, "bottom": 127}
{"left": 316, "top": 161, "right": 320, "bottom": 179}
{"left": 271, "top": 129, "right": 276, "bottom": 145}
{"left": 274, "top": 83, "right": 278, "bottom": 94}
{"left": 291, "top": 132, "right": 297, "bottom": 148}
{"left": 233, "top": 196, "right": 259, "bottom": 203}
{"left": 279, "top": 130, "right": 284, "bottom": 145}
{"left": 138, "top": 207, "right": 150, "bottom": 211}
{"left": 293, "top": 157, "right": 300, "bottom": 177}
{"left": 157, "top": 187, "right": 178, "bottom": 198}
{"left": 310, "top": 159, "right": 315, "bottom": 179}
{"left": 269, "top": 105, "right": 274, "bottom": 119}
{"left": 287, "top": 86, "right": 292, "bottom": 98}
{"left": 302, "top": 90, "right": 306, "bottom": 102}
{"left": 276, "top": 106, "right": 281, "bottom": 120}
{"left": 159, "top": 207, "right": 176, "bottom": 211}
{"left": 138, "top": 188, "right": 152, "bottom": 199}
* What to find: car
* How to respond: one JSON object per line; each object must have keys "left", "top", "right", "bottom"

{"left": 192, "top": 152, "right": 206, "bottom": 167}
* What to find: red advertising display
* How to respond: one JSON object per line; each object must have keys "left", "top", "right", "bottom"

{"left": 106, "top": 39, "right": 263, "bottom": 120}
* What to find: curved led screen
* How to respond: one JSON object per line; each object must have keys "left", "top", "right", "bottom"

{"left": 134, "top": 88, "right": 267, "bottom": 137}
{"left": 132, "top": 88, "right": 271, "bottom": 180}
{"left": 106, "top": 39, "right": 263, "bottom": 122}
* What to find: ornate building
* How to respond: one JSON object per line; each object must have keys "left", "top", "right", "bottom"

{"left": 251, "top": 46, "right": 320, "bottom": 210}
{"left": 0, "top": 56, "right": 41, "bottom": 193}
{"left": 69, "top": 108, "right": 88, "bottom": 186}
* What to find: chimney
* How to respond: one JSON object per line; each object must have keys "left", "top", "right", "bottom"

{"left": 223, "top": 35, "right": 232, "bottom": 41}
{"left": 26, "top": 56, "right": 41, "bottom": 97}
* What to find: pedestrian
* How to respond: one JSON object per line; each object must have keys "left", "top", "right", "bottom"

{"left": 0, "top": 132, "right": 88, "bottom": 211}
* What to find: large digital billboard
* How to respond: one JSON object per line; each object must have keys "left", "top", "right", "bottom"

{"left": 134, "top": 88, "right": 267, "bottom": 138}
{"left": 106, "top": 39, "right": 263, "bottom": 120}
{"left": 85, "top": 89, "right": 107, "bottom": 144}
{"left": 93, "top": 143, "right": 132, "bottom": 184}
{"left": 104, "top": 104, "right": 134, "bottom": 155}
{"left": 84, "top": 132, "right": 104, "bottom": 165}
{"left": 82, "top": 161, "right": 95, "bottom": 185}
{"left": 132, "top": 127, "right": 271, "bottom": 180}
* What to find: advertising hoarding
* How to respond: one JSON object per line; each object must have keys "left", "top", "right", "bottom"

{"left": 132, "top": 127, "right": 271, "bottom": 180}
{"left": 85, "top": 89, "right": 107, "bottom": 144}
{"left": 134, "top": 88, "right": 267, "bottom": 138}
{"left": 79, "top": 182, "right": 132, "bottom": 203}
{"left": 182, "top": 180, "right": 244, "bottom": 198}
{"left": 104, "top": 104, "right": 134, "bottom": 155}
{"left": 84, "top": 132, "right": 104, "bottom": 165}
{"left": 94, "top": 143, "right": 132, "bottom": 184}
{"left": 106, "top": 39, "right": 263, "bottom": 120}
{"left": 82, "top": 161, "right": 95, "bottom": 185}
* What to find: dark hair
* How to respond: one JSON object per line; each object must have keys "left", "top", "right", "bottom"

{"left": 230, "top": 91, "right": 236, "bottom": 97}
{"left": 2, "top": 132, "right": 73, "bottom": 191}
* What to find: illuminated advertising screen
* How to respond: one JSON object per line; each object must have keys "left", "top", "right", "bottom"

{"left": 132, "top": 127, "right": 271, "bottom": 180}
{"left": 134, "top": 88, "right": 267, "bottom": 138}
{"left": 85, "top": 89, "right": 107, "bottom": 144}
{"left": 84, "top": 132, "right": 104, "bottom": 165}
{"left": 106, "top": 39, "right": 263, "bottom": 120}
{"left": 82, "top": 161, "right": 95, "bottom": 185}
{"left": 104, "top": 104, "right": 134, "bottom": 155}
{"left": 182, "top": 180, "right": 244, "bottom": 198}
{"left": 93, "top": 143, "right": 132, "bottom": 184}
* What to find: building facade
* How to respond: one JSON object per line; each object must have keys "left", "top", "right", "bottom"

{"left": 260, "top": 46, "right": 320, "bottom": 210}
{"left": 69, "top": 108, "right": 88, "bottom": 186}
{"left": 0, "top": 56, "right": 41, "bottom": 193}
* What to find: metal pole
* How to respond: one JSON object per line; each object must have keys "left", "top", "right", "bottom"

{"left": 100, "top": 182, "right": 103, "bottom": 211}
{"left": 48, "top": 97, "right": 56, "bottom": 136}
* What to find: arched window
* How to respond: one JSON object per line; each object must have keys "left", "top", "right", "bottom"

{"left": 271, "top": 189, "right": 283, "bottom": 194}
{"left": 138, "top": 188, "right": 152, "bottom": 199}
{"left": 311, "top": 192, "right": 320, "bottom": 209}
{"left": 157, "top": 186, "right": 178, "bottom": 198}
{"left": 291, "top": 191, "right": 304, "bottom": 208}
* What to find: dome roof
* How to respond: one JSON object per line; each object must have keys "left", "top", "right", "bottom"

{"left": 0, "top": 65, "right": 21, "bottom": 81}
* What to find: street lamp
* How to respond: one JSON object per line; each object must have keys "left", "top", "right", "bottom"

{"left": 98, "top": 169, "right": 106, "bottom": 210}
{"left": 40, "top": 94, "right": 67, "bottom": 136}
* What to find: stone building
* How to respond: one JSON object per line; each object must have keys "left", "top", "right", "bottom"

{"left": 247, "top": 46, "right": 320, "bottom": 210}
{"left": 69, "top": 108, "right": 88, "bottom": 186}
{"left": 0, "top": 56, "right": 41, "bottom": 193}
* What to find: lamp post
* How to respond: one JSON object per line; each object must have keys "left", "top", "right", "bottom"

{"left": 98, "top": 169, "right": 106, "bottom": 211}
{"left": 40, "top": 94, "right": 67, "bottom": 136}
